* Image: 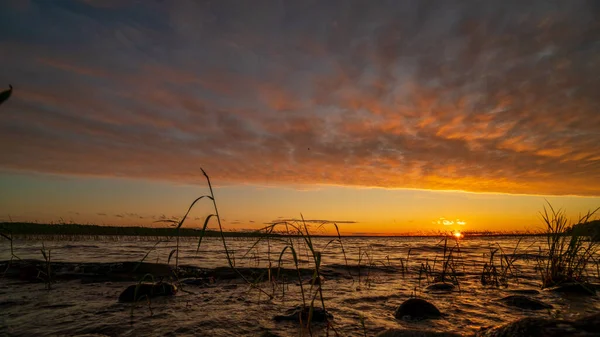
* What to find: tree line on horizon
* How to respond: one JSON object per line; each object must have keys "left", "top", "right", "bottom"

{"left": 1, "top": 220, "right": 599, "bottom": 239}
{"left": 0, "top": 222, "right": 267, "bottom": 238}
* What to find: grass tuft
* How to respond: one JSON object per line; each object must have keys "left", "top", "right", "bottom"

{"left": 538, "top": 201, "right": 599, "bottom": 288}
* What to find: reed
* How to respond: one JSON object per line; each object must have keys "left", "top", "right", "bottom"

{"left": 538, "top": 202, "right": 600, "bottom": 288}
{"left": 0, "top": 229, "right": 22, "bottom": 276}
{"left": 38, "top": 242, "right": 52, "bottom": 290}
{"left": 241, "top": 217, "right": 342, "bottom": 335}
{"left": 129, "top": 273, "right": 156, "bottom": 319}
{"left": 359, "top": 313, "right": 367, "bottom": 337}
{"left": 435, "top": 236, "right": 462, "bottom": 288}
{"left": 126, "top": 168, "right": 343, "bottom": 333}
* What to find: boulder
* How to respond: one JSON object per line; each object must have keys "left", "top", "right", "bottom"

{"left": 117, "top": 262, "right": 173, "bottom": 277}
{"left": 118, "top": 282, "right": 177, "bottom": 303}
{"left": 572, "top": 312, "right": 600, "bottom": 332}
{"left": 273, "top": 305, "right": 333, "bottom": 322}
{"left": 425, "top": 283, "right": 455, "bottom": 292}
{"left": 475, "top": 317, "right": 573, "bottom": 337}
{"left": 497, "top": 295, "right": 552, "bottom": 310}
{"left": 475, "top": 314, "right": 600, "bottom": 337}
{"left": 394, "top": 298, "right": 442, "bottom": 320}
{"left": 546, "top": 283, "right": 597, "bottom": 296}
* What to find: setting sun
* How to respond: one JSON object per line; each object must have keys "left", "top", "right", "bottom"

{"left": 453, "top": 231, "right": 463, "bottom": 239}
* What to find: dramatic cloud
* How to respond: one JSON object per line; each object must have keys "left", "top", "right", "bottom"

{"left": 0, "top": 0, "right": 599, "bottom": 195}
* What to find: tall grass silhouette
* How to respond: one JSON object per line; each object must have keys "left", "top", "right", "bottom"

{"left": 538, "top": 201, "right": 599, "bottom": 288}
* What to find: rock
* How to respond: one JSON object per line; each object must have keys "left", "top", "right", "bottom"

{"left": 475, "top": 317, "right": 571, "bottom": 337}
{"left": 116, "top": 262, "right": 173, "bottom": 277}
{"left": 394, "top": 298, "right": 442, "bottom": 320}
{"left": 376, "top": 329, "right": 461, "bottom": 337}
{"left": 572, "top": 312, "right": 600, "bottom": 332}
{"left": 273, "top": 305, "right": 333, "bottom": 322}
{"left": 547, "top": 283, "right": 597, "bottom": 296}
{"left": 118, "top": 282, "right": 177, "bottom": 303}
{"left": 476, "top": 314, "right": 600, "bottom": 337}
{"left": 425, "top": 283, "right": 455, "bottom": 292}
{"left": 476, "top": 313, "right": 600, "bottom": 337}
{"left": 0, "top": 300, "right": 22, "bottom": 308}
{"left": 498, "top": 295, "right": 552, "bottom": 310}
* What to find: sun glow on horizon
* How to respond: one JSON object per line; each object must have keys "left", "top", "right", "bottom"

{"left": 453, "top": 231, "right": 463, "bottom": 239}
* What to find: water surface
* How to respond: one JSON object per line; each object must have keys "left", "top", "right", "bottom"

{"left": 1, "top": 236, "right": 599, "bottom": 336}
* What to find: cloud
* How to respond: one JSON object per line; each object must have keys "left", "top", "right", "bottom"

{"left": 0, "top": 0, "right": 599, "bottom": 196}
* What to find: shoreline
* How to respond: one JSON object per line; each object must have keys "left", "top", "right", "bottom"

{"left": 1, "top": 222, "right": 549, "bottom": 238}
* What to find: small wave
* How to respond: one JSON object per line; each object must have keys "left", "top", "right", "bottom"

{"left": 342, "top": 293, "right": 401, "bottom": 304}
{"left": 62, "top": 244, "right": 100, "bottom": 249}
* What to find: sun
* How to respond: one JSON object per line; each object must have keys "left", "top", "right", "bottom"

{"left": 453, "top": 231, "right": 462, "bottom": 239}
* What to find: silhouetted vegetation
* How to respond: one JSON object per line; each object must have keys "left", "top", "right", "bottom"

{"left": 0, "top": 222, "right": 276, "bottom": 238}
{"left": 538, "top": 202, "right": 599, "bottom": 288}
{"left": 570, "top": 219, "right": 600, "bottom": 241}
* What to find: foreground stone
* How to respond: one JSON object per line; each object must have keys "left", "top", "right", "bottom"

{"left": 394, "top": 298, "right": 442, "bottom": 320}
{"left": 425, "top": 283, "right": 455, "bottom": 292}
{"left": 376, "top": 330, "right": 461, "bottom": 337}
{"left": 546, "top": 283, "right": 598, "bottom": 296}
{"left": 476, "top": 313, "right": 600, "bottom": 337}
{"left": 571, "top": 312, "right": 600, "bottom": 332}
{"left": 497, "top": 295, "right": 552, "bottom": 310}
{"left": 273, "top": 305, "right": 333, "bottom": 322}
{"left": 118, "top": 282, "right": 177, "bottom": 303}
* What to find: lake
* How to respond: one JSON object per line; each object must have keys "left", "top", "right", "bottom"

{"left": 1, "top": 235, "right": 599, "bottom": 336}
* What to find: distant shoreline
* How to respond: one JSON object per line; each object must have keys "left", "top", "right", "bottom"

{"left": 0, "top": 222, "right": 548, "bottom": 238}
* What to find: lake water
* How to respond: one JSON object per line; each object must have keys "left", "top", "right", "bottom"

{"left": 1, "top": 235, "right": 599, "bottom": 336}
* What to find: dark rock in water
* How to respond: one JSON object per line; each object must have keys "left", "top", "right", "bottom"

{"left": 394, "top": 298, "right": 442, "bottom": 320}
{"left": 0, "top": 300, "right": 23, "bottom": 308}
{"left": 376, "top": 330, "right": 461, "bottom": 337}
{"left": 425, "top": 283, "right": 455, "bottom": 292}
{"left": 118, "top": 282, "right": 177, "bottom": 303}
{"left": 4, "top": 262, "right": 43, "bottom": 282}
{"left": 475, "top": 317, "right": 574, "bottom": 337}
{"left": 273, "top": 305, "right": 333, "bottom": 322}
{"left": 498, "top": 295, "right": 552, "bottom": 310}
{"left": 116, "top": 262, "right": 173, "bottom": 277}
{"left": 572, "top": 312, "right": 600, "bottom": 332}
{"left": 547, "top": 283, "right": 597, "bottom": 296}
{"left": 476, "top": 314, "right": 600, "bottom": 337}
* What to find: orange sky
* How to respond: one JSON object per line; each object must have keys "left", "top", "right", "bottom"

{"left": 1, "top": 173, "right": 598, "bottom": 235}
{"left": 0, "top": 1, "right": 599, "bottom": 234}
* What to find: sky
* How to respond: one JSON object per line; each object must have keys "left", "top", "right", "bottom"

{"left": 0, "top": 0, "right": 599, "bottom": 235}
